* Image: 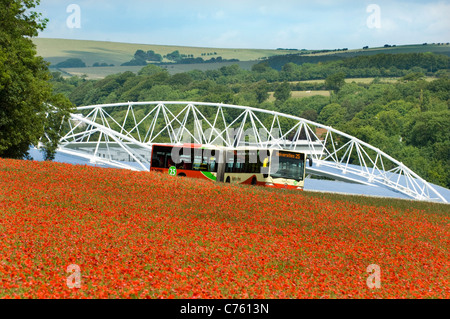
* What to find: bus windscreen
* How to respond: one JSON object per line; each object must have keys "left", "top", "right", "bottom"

{"left": 270, "top": 151, "right": 305, "bottom": 181}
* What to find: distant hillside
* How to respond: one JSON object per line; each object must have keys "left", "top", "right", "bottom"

{"left": 307, "top": 43, "right": 450, "bottom": 57}
{"left": 261, "top": 44, "right": 450, "bottom": 70}
{"left": 34, "top": 38, "right": 450, "bottom": 79}
{"left": 33, "top": 38, "right": 298, "bottom": 67}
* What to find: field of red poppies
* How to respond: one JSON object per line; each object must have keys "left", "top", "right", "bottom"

{"left": 0, "top": 158, "right": 449, "bottom": 298}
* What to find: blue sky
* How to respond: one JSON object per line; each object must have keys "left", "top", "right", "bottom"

{"left": 37, "top": 0, "right": 450, "bottom": 49}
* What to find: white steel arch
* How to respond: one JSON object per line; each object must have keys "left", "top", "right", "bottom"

{"left": 57, "top": 101, "right": 447, "bottom": 203}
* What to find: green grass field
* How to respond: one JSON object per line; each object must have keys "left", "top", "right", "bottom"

{"left": 268, "top": 90, "right": 331, "bottom": 101}
{"left": 59, "top": 61, "right": 259, "bottom": 79}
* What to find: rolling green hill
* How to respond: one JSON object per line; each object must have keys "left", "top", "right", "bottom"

{"left": 34, "top": 38, "right": 300, "bottom": 78}
{"left": 262, "top": 44, "right": 450, "bottom": 70}
{"left": 306, "top": 43, "right": 450, "bottom": 57}
{"left": 33, "top": 38, "right": 294, "bottom": 67}
{"left": 35, "top": 38, "right": 450, "bottom": 68}
{"left": 34, "top": 38, "right": 450, "bottom": 79}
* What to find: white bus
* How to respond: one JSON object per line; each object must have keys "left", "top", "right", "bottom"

{"left": 150, "top": 144, "right": 312, "bottom": 190}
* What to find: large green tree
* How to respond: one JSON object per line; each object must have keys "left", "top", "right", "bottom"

{"left": 0, "top": 0, "right": 72, "bottom": 160}
{"left": 254, "top": 80, "right": 270, "bottom": 103}
{"left": 274, "top": 81, "right": 291, "bottom": 102}
{"left": 325, "top": 72, "right": 346, "bottom": 92}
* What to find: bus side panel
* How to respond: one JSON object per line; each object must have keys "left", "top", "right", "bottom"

{"left": 239, "top": 175, "right": 301, "bottom": 189}
{"left": 270, "top": 183, "right": 303, "bottom": 190}
{"left": 150, "top": 167, "right": 215, "bottom": 181}
{"left": 225, "top": 173, "right": 265, "bottom": 186}
{"left": 240, "top": 175, "right": 259, "bottom": 185}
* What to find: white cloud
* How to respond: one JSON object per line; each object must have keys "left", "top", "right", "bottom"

{"left": 197, "top": 12, "right": 207, "bottom": 20}
{"left": 210, "top": 30, "right": 242, "bottom": 47}
{"left": 258, "top": 6, "right": 268, "bottom": 15}
{"left": 213, "top": 10, "right": 226, "bottom": 20}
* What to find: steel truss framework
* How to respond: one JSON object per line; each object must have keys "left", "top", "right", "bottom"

{"left": 57, "top": 101, "right": 447, "bottom": 203}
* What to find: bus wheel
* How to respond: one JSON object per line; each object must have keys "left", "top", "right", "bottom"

{"left": 251, "top": 177, "right": 257, "bottom": 185}
{"left": 226, "top": 177, "right": 230, "bottom": 183}
{"left": 177, "top": 173, "right": 186, "bottom": 177}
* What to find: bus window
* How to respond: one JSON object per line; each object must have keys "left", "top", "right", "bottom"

{"left": 235, "top": 151, "right": 245, "bottom": 173}
{"left": 152, "top": 145, "right": 222, "bottom": 172}
{"left": 204, "top": 154, "right": 217, "bottom": 172}
{"left": 224, "top": 150, "right": 234, "bottom": 173}
{"left": 167, "top": 157, "right": 175, "bottom": 168}
{"left": 208, "top": 159, "right": 216, "bottom": 172}
{"left": 248, "top": 150, "right": 257, "bottom": 173}
{"left": 261, "top": 156, "right": 269, "bottom": 175}
{"left": 270, "top": 150, "right": 305, "bottom": 181}
{"left": 152, "top": 151, "right": 168, "bottom": 168}
{"left": 152, "top": 146, "right": 176, "bottom": 168}
{"left": 177, "top": 154, "right": 192, "bottom": 169}
{"left": 238, "top": 150, "right": 260, "bottom": 174}
{"left": 226, "top": 161, "right": 233, "bottom": 172}
{"left": 192, "top": 152, "right": 204, "bottom": 171}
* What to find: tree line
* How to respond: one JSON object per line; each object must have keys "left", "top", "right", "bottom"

{"left": 263, "top": 50, "right": 449, "bottom": 71}
{"left": 121, "top": 49, "right": 239, "bottom": 66}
